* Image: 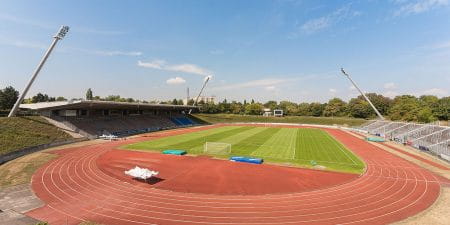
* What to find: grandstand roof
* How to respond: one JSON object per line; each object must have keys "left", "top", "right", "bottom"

{"left": 19, "top": 100, "right": 198, "bottom": 111}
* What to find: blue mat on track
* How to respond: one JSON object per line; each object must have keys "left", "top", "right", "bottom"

{"left": 162, "top": 150, "right": 187, "bottom": 155}
{"left": 230, "top": 156, "right": 263, "bottom": 164}
{"left": 366, "top": 137, "right": 385, "bottom": 142}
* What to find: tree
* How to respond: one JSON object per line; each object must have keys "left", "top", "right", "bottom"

{"left": 218, "top": 99, "right": 230, "bottom": 113}
{"left": 297, "top": 103, "right": 310, "bottom": 116}
{"left": 357, "top": 93, "right": 392, "bottom": 116}
{"left": 264, "top": 101, "right": 278, "bottom": 110}
{"left": 323, "top": 98, "right": 347, "bottom": 117}
{"left": 201, "top": 103, "right": 219, "bottom": 113}
{"left": 434, "top": 97, "right": 450, "bottom": 120}
{"left": 245, "top": 103, "right": 263, "bottom": 115}
{"left": 388, "top": 95, "right": 421, "bottom": 121}
{"left": 86, "top": 88, "right": 93, "bottom": 100}
{"left": 230, "top": 101, "right": 244, "bottom": 114}
{"left": 56, "top": 96, "right": 67, "bottom": 101}
{"left": 417, "top": 107, "right": 436, "bottom": 123}
{"left": 0, "top": 86, "right": 19, "bottom": 110}
{"left": 278, "top": 101, "right": 298, "bottom": 115}
{"left": 172, "top": 98, "right": 178, "bottom": 105}
{"left": 104, "top": 95, "right": 121, "bottom": 101}
{"left": 309, "top": 102, "right": 325, "bottom": 117}
{"left": 347, "top": 98, "right": 373, "bottom": 118}
{"left": 419, "top": 95, "right": 440, "bottom": 119}
{"left": 31, "top": 93, "right": 50, "bottom": 103}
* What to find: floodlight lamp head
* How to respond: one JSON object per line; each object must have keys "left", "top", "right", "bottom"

{"left": 340, "top": 68, "right": 348, "bottom": 76}
{"left": 54, "top": 26, "right": 69, "bottom": 39}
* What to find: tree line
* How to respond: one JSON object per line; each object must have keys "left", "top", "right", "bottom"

{"left": 1, "top": 86, "right": 448, "bottom": 122}
{"left": 198, "top": 93, "right": 449, "bottom": 123}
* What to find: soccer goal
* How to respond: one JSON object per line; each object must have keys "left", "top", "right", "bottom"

{"left": 204, "top": 142, "right": 231, "bottom": 155}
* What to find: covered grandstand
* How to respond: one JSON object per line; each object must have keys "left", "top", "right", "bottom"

{"left": 358, "top": 120, "right": 450, "bottom": 161}
{"left": 19, "top": 100, "right": 200, "bottom": 139}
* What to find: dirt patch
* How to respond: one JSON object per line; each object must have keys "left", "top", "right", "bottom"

{"left": 0, "top": 152, "right": 57, "bottom": 188}
{"left": 395, "top": 187, "right": 450, "bottom": 225}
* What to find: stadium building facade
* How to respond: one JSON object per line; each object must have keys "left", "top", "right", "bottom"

{"left": 20, "top": 100, "right": 200, "bottom": 139}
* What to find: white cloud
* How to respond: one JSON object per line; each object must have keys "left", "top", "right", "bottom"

{"left": 384, "top": 90, "right": 399, "bottom": 98}
{"left": 0, "top": 38, "right": 141, "bottom": 56}
{"left": 301, "top": 17, "right": 330, "bottom": 34}
{"left": 265, "top": 86, "right": 277, "bottom": 91}
{"left": 297, "top": 4, "right": 362, "bottom": 35}
{"left": 166, "top": 77, "right": 186, "bottom": 85}
{"left": 212, "top": 78, "right": 292, "bottom": 91}
{"left": 348, "top": 85, "right": 357, "bottom": 91}
{"left": 211, "top": 74, "right": 320, "bottom": 93}
{"left": 71, "top": 48, "right": 142, "bottom": 56}
{"left": 166, "top": 64, "right": 211, "bottom": 76}
{"left": 394, "top": 0, "right": 449, "bottom": 16}
{"left": 329, "top": 88, "right": 338, "bottom": 96}
{"left": 422, "top": 88, "right": 448, "bottom": 96}
{"left": 138, "top": 59, "right": 212, "bottom": 76}
{"left": 383, "top": 82, "right": 396, "bottom": 89}
{"left": 137, "top": 60, "right": 166, "bottom": 69}
{"left": 90, "top": 50, "right": 142, "bottom": 56}
{"left": 9, "top": 40, "right": 47, "bottom": 50}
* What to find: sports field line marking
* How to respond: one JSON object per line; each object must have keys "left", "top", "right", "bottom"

{"left": 323, "top": 132, "right": 359, "bottom": 165}
{"left": 291, "top": 129, "right": 297, "bottom": 160}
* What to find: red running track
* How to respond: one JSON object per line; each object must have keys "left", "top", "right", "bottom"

{"left": 26, "top": 125, "right": 449, "bottom": 225}
{"left": 97, "top": 150, "right": 358, "bottom": 195}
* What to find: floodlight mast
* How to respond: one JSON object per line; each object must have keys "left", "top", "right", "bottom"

{"left": 8, "top": 26, "right": 69, "bottom": 117}
{"left": 340, "top": 68, "right": 385, "bottom": 120}
{"left": 188, "top": 76, "right": 211, "bottom": 114}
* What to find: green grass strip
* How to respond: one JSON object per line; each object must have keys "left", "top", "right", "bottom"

{"left": 231, "top": 127, "right": 281, "bottom": 155}
{"left": 189, "top": 126, "right": 269, "bottom": 153}
{"left": 251, "top": 128, "right": 297, "bottom": 160}
{"left": 126, "top": 126, "right": 238, "bottom": 150}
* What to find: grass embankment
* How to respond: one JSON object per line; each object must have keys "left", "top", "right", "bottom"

{"left": 192, "top": 113, "right": 367, "bottom": 127}
{"left": 125, "top": 126, "right": 365, "bottom": 174}
{"left": 0, "top": 116, "right": 72, "bottom": 156}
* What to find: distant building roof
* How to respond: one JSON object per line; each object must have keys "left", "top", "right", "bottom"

{"left": 20, "top": 100, "right": 198, "bottom": 111}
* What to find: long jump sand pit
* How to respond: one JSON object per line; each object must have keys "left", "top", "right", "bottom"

{"left": 97, "top": 149, "right": 358, "bottom": 195}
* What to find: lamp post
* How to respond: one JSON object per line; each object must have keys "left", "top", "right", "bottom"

{"left": 189, "top": 75, "right": 211, "bottom": 114}
{"left": 8, "top": 26, "right": 69, "bottom": 117}
{"left": 340, "top": 68, "right": 385, "bottom": 120}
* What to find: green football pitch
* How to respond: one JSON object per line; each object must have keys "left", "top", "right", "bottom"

{"left": 124, "top": 126, "right": 365, "bottom": 174}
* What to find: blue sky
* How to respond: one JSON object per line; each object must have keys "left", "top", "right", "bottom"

{"left": 0, "top": 0, "right": 449, "bottom": 103}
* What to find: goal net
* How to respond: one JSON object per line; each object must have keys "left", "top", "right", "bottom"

{"left": 204, "top": 142, "right": 231, "bottom": 155}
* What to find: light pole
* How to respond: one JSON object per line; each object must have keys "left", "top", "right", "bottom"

{"left": 8, "top": 26, "right": 69, "bottom": 117}
{"left": 340, "top": 68, "right": 385, "bottom": 120}
{"left": 189, "top": 75, "right": 211, "bottom": 114}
